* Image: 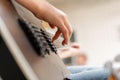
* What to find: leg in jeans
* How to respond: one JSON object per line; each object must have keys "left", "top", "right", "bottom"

{"left": 67, "top": 66, "right": 111, "bottom": 80}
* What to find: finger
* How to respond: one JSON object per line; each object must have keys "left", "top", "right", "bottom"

{"left": 59, "top": 25, "right": 69, "bottom": 45}
{"left": 61, "top": 22, "right": 72, "bottom": 45}
{"left": 63, "top": 18, "right": 72, "bottom": 38}
{"left": 71, "top": 44, "right": 80, "bottom": 49}
{"left": 52, "top": 29, "right": 61, "bottom": 42}
{"left": 49, "top": 24, "right": 56, "bottom": 29}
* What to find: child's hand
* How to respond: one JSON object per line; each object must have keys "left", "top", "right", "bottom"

{"left": 17, "top": 0, "right": 72, "bottom": 45}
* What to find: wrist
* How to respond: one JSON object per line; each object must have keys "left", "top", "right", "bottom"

{"left": 32, "top": 1, "right": 47, "bottom": 19}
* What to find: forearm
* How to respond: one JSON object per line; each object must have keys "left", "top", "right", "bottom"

{"left": 16, "top": 0, "right": 62, "bottom": 25}
{"left": 16, "top": 0, "right": 50, "bottom": 18}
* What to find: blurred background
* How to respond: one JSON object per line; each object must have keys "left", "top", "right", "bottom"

{"left": 47, "top": 0, "right": 120, "bottom": 65}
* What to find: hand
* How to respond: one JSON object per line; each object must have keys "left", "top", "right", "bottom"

{"left": 71, "top": 42, "right": 80, "bottom": 49}
{"left": 16, "top": 0, "right": 72, "bottom": 45}
{"left": 34, "top": 1, "right": 73, "bottom": 45}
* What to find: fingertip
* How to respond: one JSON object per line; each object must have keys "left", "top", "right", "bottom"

{"left": 62, "top": 41, "right": 65, "bottom": 46}
{"left": 51, "top": 26, "right": 56, "bottom": 29}
{"left": 52, "top": 39, "right": 54, "bottom": 43}
{"left": 62, "top": 40, "right": 68, "bottom": 46}
{"left": 62, "top": 42, "right": 65, "bottom": 46}
{"left": 52, "top": 37, "right": 55, "bottom": 42}
{"left": 49, "top": 24, "right": 56, "bottom": 29}
{"left": 62, "top": 32, "right": 69, "bottom": 45}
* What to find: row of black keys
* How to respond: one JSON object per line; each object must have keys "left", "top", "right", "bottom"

{"left": 18, "top": 18, "right": 57, "bottom": 57}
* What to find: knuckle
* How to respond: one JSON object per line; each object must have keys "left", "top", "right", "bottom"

{"left": 63, "top": 28, "right": 67, "bottom": 34}
{"left": 60, "top": 13, "right": 67, "bottom": 19}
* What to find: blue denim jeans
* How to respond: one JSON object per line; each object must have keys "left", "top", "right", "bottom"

{"left": 67, "top": 66, "right": 111, "bottom": 80}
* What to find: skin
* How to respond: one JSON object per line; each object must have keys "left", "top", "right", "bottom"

{"left": 58, "top": 43, "right": 80, "bottom": 59}
{"left": 16, "top": 0, "right": 72, "bottom": 45}
{"left": 15, "top": 0, "right": 116, "bottom": 80}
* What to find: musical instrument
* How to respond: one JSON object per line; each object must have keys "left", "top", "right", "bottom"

{"left": 0, "top": 0, "right": 70, "bottom": 80}
{"left": 1, "top": 0, "right": 120, "bottom": 80}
